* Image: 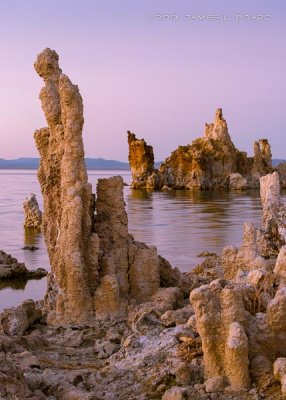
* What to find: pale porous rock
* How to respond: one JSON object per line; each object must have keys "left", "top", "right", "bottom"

{"left": 226, "top": 173, "right": 247, "bottom": 190}
{"left": 246, "top": 269, "right": 267, "bottom": 286}
{"left": 260, "top": 171, "right": 286, "bottom": 251}
{"left": 274, "top": 245, "right": 286, "bottom": 287}
{"left": 23, "top": 193, "right": 42, "bottom": 230}
{"left": 260, "top": 172, "right": 286, "bottom": 251}
{"left": 128, "top": 108, "right": 273, "bottom": 190}
{"left": 222, "top": 223, "right": 269, "bottom": 280}
{"left": 161, "top": 305, "right": 194, "bottom": 328}
{"left": 190, "top": 276, "right": 286, "bottom": 397}
{"left": 260, "top": 171, "right": 281, "bottom": 230}
{"left": 247, "top": 287, "right": 286, "bottom": 366}
{"left": 226, "top": 322, "right": 249, "bottom": 391}
{"left": 251, "top": 139, "right": 272, "bottom": 180}
{"left": 266, "top": 287, "right": 286, "bottom": 334}
{"left": 276, "top": 161, "right": 286, "bottom": 189}
{"left": 190, "top": 279, "right": 250, "bottom": 391}
{"left": 128, "top": 242, "right": 160, "bottom": 302}
{"left": 205, "top": 376, "right": 226, "bottom": 393}
{"left": 127, "top": 287, "right": 183, "bottom": 335}
{"left": 162, "top": 386, "right": 188, "bottom": 400}
{"left": 204, "top": 108, "right": 233, "bottom": 144}
{"left": 94, "top": 176, "right": 162, "bottom": 319}
{"left": 159, "top": 255, "right": 194, "bottom": 296}
{"left": 273, "top": 358, "right": 286, "bottom": 395}
{"left": 94, "top": 176, "right": 129, "bottom": 319}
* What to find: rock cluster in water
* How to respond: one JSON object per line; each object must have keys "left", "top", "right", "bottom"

{"left": 0, "top": 250, "right": 47, "bottom": 281}
{"left": 23, "top": 193, "right": 42, "bottom": 230}
{"left": 128, "top": 108, "right": 274, "bottom": 190}
{"left": 2, "top": 49, "right": 286, "bottom": 399}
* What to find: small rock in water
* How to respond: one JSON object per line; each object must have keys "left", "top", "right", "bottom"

{"left": 23, "top": 193, "right": 42, "bottom": 230}
{"left": 22, "top": 246, "right": 39, "bottom": 251}
{"left": 197, "top": 251, "right": 218, "bottom": 257}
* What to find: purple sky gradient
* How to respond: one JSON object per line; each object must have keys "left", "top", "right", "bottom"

{"left": 0, "top": 0, "right": 285, "bottom": 161}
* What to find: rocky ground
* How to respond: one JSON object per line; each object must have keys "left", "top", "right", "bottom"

{"left": 0, "top": 259, "right": 282, "bottom": 400}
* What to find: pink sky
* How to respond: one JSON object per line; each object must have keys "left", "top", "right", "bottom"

{"left": 0, "top": 0, "right": 285, "bottom": 161}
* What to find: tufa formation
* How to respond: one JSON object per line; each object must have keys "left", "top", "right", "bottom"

{"left": 34, "top": 48, "right": 191, "bottom": 325}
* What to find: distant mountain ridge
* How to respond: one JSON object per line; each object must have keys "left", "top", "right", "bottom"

{"left": 0, "top": 157, "right": 130, "bottom": 170}
{"left": 272, "top": 159, "right": 286, "bottom": 167}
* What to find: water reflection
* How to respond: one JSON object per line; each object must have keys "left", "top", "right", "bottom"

{"left": 24, "top": 228, "right": 41, "bottom": 247}
{"left": 127, "top": 189, "right": 155, "bottom": 244}
{"left": 127, "top": 189, "right": 263, "bottom": 272}
{"left": 0, "top": 278, "right": 28, "bottom": 291}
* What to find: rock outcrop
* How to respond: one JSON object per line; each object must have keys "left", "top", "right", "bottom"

{"left": 128, "top": 109, "right": 272, "bottom": 190}
{"left": 23, "top": 193, "right": 42, "bottom": 230}
{"left": 34, "top": 48, "right": 192, "bottom": 325}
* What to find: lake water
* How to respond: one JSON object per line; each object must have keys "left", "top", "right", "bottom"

{"left": 0, "top": 169, "right": 277, "bottom": 312}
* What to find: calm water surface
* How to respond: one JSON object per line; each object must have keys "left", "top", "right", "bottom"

{"left": 0, "top": 169, "right": 279, "bottom": 312}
